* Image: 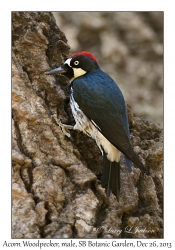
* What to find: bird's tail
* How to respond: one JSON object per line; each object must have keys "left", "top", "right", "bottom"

{"left": 124, "top": 145, "right": 145, "bottom": 173}
{"left": 101, "top": 153, "right": 120, "bottom": 201}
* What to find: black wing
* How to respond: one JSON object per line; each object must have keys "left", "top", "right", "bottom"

{"left": 72, "top": 71, "right": 144, "bottom": 171}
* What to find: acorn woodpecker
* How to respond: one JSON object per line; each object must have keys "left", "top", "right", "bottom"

{"left": 46, "top": 51, "right": 145, "bottom": 200}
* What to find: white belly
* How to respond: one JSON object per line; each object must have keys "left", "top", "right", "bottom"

{"left": 70, "top": 90, "right": 121, "bottom": 162}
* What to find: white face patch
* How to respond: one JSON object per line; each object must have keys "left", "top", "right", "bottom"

{"left": 64, "top": 58, "right": 87, "bottom": 81}
{"left": 72, "top": 68, "right": 86, "bottom": 80}
{"left": 64, "top": 58, "right": 72, "bottom": 67}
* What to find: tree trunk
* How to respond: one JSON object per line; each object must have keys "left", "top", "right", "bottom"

{"left": 12, "top": 12, "right": 163, "bottom": 238}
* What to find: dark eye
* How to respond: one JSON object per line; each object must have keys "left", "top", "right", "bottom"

{"left": 74, "top": 61, "right": 79, "bottom": 66}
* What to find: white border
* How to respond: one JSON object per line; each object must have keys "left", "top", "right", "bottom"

{"left": 1, "top": 0, "right": 175, "bottom": 248}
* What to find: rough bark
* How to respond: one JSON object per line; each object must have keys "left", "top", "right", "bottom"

{"left": 12, "top": 12, "right": 163, "bottom": 239}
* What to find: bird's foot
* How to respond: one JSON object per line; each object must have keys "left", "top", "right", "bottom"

{"left": 52, "top": 114, "right": 73, "bottom": 138}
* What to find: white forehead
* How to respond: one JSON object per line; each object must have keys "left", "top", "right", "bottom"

{"left": 64, "top": 58, "right": 72, "bottom": 67}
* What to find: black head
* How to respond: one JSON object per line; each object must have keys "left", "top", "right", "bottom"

{"left": 46, "top": 51, "right": 100, "bottom": 81}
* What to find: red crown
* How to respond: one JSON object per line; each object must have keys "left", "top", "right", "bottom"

{"left": 70, "top": 51, "right": 98, "bottom": 62}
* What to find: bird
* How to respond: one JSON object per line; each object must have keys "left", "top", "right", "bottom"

{"left": 46, "top": 51, "right": 145, "bottom": 200}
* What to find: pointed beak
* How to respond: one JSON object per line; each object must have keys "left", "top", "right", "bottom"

{"left": 45, "top": 66, "right": 67, "bottom": 75}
